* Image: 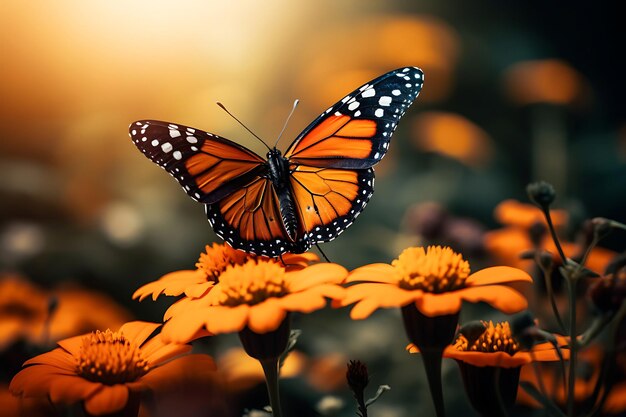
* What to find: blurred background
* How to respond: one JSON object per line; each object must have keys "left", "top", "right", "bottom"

{"left": 1, "top": 1, "right": 625, "bottom": 416}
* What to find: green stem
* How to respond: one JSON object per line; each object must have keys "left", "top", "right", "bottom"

{"left": 260, "top": 357, "right": 282, "bottom": 417}
{"left": 566, "top": 276, "right": 579, "bottom": 417}
{"left": 538, "top": 261, "right": 566, "bottom": 333}
{"left": 542, "top": 207, "right": 568, "bottom": 264}
{"left": 421, "top": 349, "right": 445, "bottom": 417}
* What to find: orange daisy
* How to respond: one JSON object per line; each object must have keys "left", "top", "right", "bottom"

{"left": 161, "top": 258, "right": 347, "bottom": 344}
{"left": 409, "top": 320, "right": 567, "bottom": 416}
{"left": 339, "top": 245, "right": 532, "bottom": 320}
{"left": 10, "top": 321, "right": 215, "bottom": 416}
{"left": 133, "top": 243, "right": 318, "bottom": 320}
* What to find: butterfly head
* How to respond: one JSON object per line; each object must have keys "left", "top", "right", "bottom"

{"left": 267, "top": 148, "right": 282, "bottom": 160}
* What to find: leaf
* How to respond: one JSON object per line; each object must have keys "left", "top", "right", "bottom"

{"left": 365, "top": 384, "right": 391, "bottom": 407}
{"left": 279, "top": 329, "right": 302, "bottom": 371}
{"left": 520, "top": 382, "right": 567, "bottom": 417}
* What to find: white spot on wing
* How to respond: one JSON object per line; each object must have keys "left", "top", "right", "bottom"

{"left": 362, "top": 88, "right": 375, "bottom": 98}
{"left": 169, "top": 129, "right": 181, "bottom": 138}
{"left": 173, "top": 151, "right": 182, "bottom": 160}
{"left": 375, "top": 108, "right": 384, "bottom": 117}
{"left": 161, "top": 142, "right": 173, "bottom": 152}
{"left": 379, "top": 96, "right": 392, "bottom": 106}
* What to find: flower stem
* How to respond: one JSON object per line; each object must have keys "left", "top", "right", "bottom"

{"left": 541, "top": 207, "right": 568, "bottom": 264}
{"left": 421, "top": 349, "right": 446, "bottom": 417}
{"left": 260, "top": 357, "right": 283, "bottom": 417}
{"left": 566, "top": 276, "right": 579, "bottom": 417}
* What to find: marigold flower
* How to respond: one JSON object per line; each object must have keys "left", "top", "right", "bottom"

{"left": 161, "top": 259, "right": 347, "bottom": 344}
{"left": 339, "top": 245, "right": 531, "bottom": 319}
{"left": 132, "top": 243, "right": 318, "bottom": 319}
{"left": 10, "top": 321, "right": 215, "bottom": 416}
{"left": 409, "top": 321, "right": 567, "bottom": 416}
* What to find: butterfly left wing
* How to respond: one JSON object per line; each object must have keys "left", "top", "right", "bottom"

{"left": 129, "top": 120, "right": 266, "bottom": 205}
{"left": 284, "top": 66, "right": 424, "bottom": 169}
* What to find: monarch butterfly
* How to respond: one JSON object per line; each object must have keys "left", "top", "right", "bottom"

{"left": 130, "top": 67, "right": 423, "bottom": 256}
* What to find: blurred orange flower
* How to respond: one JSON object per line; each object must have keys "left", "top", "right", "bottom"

{"left": 10, "top": 321, "right": 215, "bottom": 416}
{"left": 484, "top": 200, "right": 616, "bottom": 273}
{"left": 411, "top": 111, "right": 494, "bottom": 168}
{"left": 161, "top": 259, "right": 347, "bottom": 343}
{"left": 0, "top": 275, "right": 49, "bottom": 351}
{"left": 338, "top": 246, "right": 531, "bottom": 318}
{"left": 503, "top": 59, "right": 589, "bottom": 107}
{"left": 217, "top": 347, "right": 307, "bottom": 391}
{"left": 0, "top": 275, "right": 131, "bottom": 351}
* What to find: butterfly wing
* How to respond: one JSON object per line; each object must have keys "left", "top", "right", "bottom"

{"left": 205, "top": 177, "right": 309, "bottom": 256}
{"left": 283, "top": 67, "right": 424, "bottom": 246}
{"left": 284, "top": 66, "right": 424, "bottom": 169}
{"left": 129, "top": 120, "right": 266, "bottom": 204}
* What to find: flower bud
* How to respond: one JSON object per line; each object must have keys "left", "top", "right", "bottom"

{"left": 526, "top": 181, "right": 556, "bottom": 208}
{"left": 346, "top": 360, "right": 369, "bottom": 395}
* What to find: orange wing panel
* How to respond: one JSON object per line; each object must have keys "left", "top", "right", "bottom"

{"left": 188, "top": 158, "right": 262, "bottom": 195}
{"left": 335, "top": 119, "right": 377, "bottom": 137}
{"left": 218, "top": 178, "right": 285, "bottom": 242}
{"left": 290, "top": 167, "right": 359, "bottom": 232}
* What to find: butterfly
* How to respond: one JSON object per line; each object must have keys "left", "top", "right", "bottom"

{"left": 129, "top": 67, "right": 423, "bottom": 256}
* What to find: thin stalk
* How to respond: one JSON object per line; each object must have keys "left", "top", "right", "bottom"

{"left": 566, "top": 276, "right": 579, "bottom": 417}
{"left": 260, "top": 357, "right": 282, "bottom": 417}
{"left": 538, "top": 261, "right": 566, "bottom": 332}
{"left": 542, "top": 207, "right": 568, "bottom": 264}
{"left": 421, "top": 349, "right": 445, "bottom": 417}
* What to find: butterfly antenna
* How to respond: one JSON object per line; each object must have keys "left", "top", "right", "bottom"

{"left": 216, "top": 102, "right": 271, "bottom": 151}
{"left": 273, "top": 99, "right": 299, "bottom": 149}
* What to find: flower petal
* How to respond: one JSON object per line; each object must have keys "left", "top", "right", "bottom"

{"left": 287, "top": 264, "right": 348, "bottom": 292}
{"left": 205, "top": 305, "right": 250, "bottom": 334}
{"left": 247, "top": 300, "right": 287, "bottom": 334}
{"left": 10, "top": 365, "right": 77, "bottom": 397}
{"left": 23, "top": 349, "right": 75, "bottom": 370}
{"left": 445, "top": 349, "right": 528, "bottom": 368}
{"left": 142, "top": 335, "right": 192, "bottom": 365}
{"left": 527, "top": 346, "right": 570, "bottom": 361}
{"left": 346, "top": 263, "right": 399, "bottom": 284}
{"left": 414, "top": 292, "right": 463, "bottom": 316}
{"left": 119, "top": 321, "right": 161, "bottom": 346}
{"left": 161, "top": 310, "right": 208, "bottom": 344}
{"left": 57, "top": 335, "right": 85, "bottom": 357}
{"left": 138, "top": 354, "right": 216, "bottom": 393}
{"left": 348, "top": 286, "right": 418, "bottom": 319}
{"left": 49, "top": 376, "right": 103, "bottom": 404}
{"left": 132, "top": 270, "right": 206, "bottom": 301}
{"left": 183, "top": 282, "right": 214, "bottom": 298}
{"left": 457, "top": 285, "right": 528, "bottom": 314}
{"left": 84, "top": 384, "right": 129, "bottom": 416}
{"left": 466, "top": 266, "right": 532, "bottom": 287}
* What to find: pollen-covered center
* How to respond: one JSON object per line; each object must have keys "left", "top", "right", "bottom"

{"left": 217, "top": 259, "right": 288, "bottom": 307}
{"left": 394, "top": 246, "right": 470, "bottom": 292}
{"left": 77, "top": 330, "right": 150, "bottom": 384}
{"left": 454, "top": 321, "right": 520, "bottom": 355}
{"left": 196, "top": 243, "right": 251, "bottom": 282}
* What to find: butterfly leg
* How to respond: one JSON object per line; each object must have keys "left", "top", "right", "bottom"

{"left": 315, "top": 243, "right": 331, "bottom": 262}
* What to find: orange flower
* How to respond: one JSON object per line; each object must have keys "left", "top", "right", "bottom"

{"left": 10, "top": 321, "right": 215, "bottom": 416}
{"left": 408, "top": 321, "right": 567, "bottom": 367}
{"left": 133, "top": 243, "right": 318, "bottom": 319}
{"left": 409, "top": 321, "right": 566, "bottom": 416}
{"left": 161, "top": 258, "right": 347, "bottom": 343}
{"left": 0, "top": 274, "right": 50, "bottom": 351}
{"left": 484, "top": 200, "right": 616, "bottom": 273}
{"left": 339, "top": 246, "right": 532, "bottom": 319}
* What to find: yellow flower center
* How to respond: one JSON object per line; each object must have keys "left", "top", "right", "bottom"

{"left": 217, "top": 259, "right": 288, "bottom": 307}
{"left": 454, "top": 321, "right": 519, "bottom": 355}
{"left": 76, "top": 330, "right": 150, "bottom": 384}
{"left": 196, "top": 243, "right": 251, "bottom": 282}
{"left": 394, "top": 246, "right": 470, "bottom": 292}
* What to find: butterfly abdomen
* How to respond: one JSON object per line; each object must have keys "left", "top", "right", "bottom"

{"left": 267, "top": 149, "right": 299, "bottom": 242}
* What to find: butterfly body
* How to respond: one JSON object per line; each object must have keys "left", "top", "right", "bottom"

{"left": 130, "top": 67, "right": 424, "bottom": 256}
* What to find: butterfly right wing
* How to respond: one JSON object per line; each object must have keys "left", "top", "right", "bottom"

{"left": 129, "top": 120, "right": 266, "bottom": 205}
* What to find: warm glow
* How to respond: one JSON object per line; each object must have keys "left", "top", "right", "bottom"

{"left": 395, "top": 246, "right": 470, "bottom": 292}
